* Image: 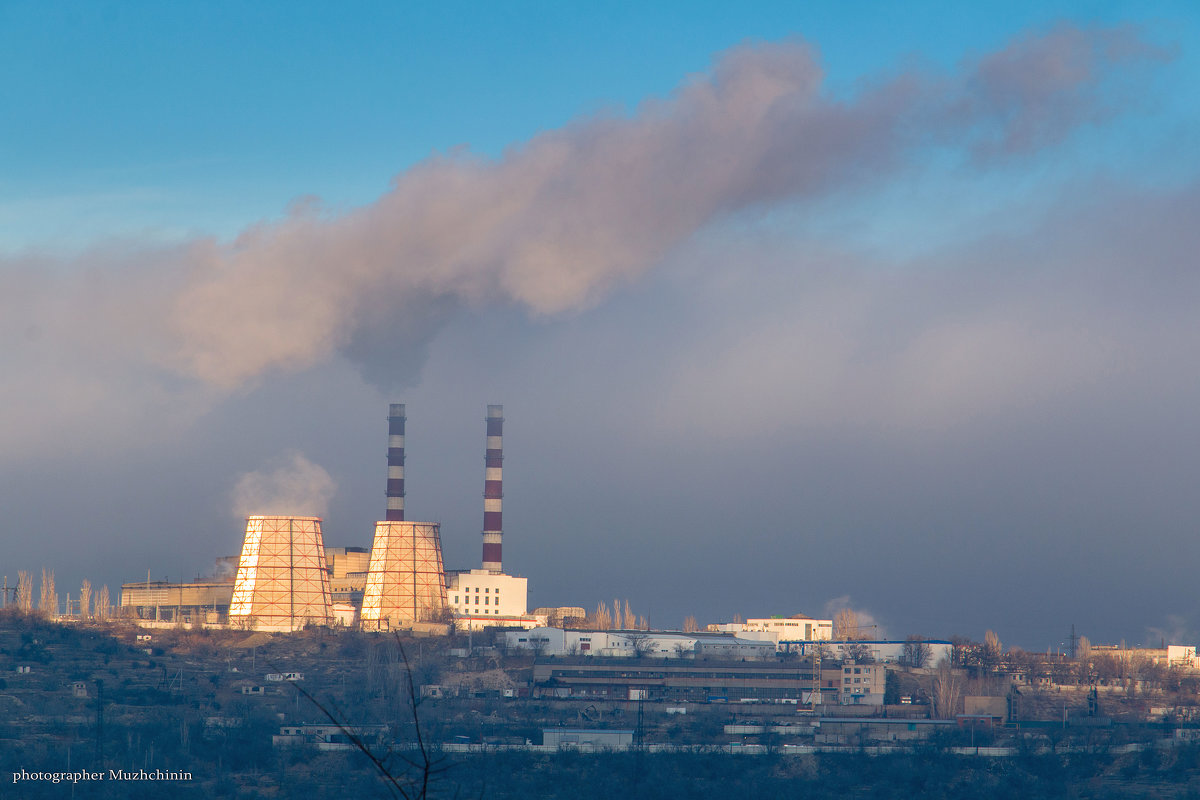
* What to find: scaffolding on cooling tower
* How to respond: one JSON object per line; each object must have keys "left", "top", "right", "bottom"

{"left": 360, "top": 521, "right": 448, "bottom": 630}
{"left": 228, "top": 516, "right": 335, "bottom": 631}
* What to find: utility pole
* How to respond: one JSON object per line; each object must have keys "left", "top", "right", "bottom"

{"left": 812, "top": 643, "right": 822, "bottom": 709}
{"left": 94, "top": 679, "right": 104, "bottom": 768}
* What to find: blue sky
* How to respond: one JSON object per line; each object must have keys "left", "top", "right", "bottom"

{"left": 3, "top": 0, "right": 1194, "bottom": 249}
{"left": 2, "top": 1, "right": 1199, "bottom": 649}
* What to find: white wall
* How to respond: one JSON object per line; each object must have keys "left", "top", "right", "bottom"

{"left": 447, "top": 570, "right": 527, "bottom": 617}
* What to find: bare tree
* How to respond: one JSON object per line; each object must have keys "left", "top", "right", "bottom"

{"left": 933, "top": 657, "right": 964, "bottom": 719}
{"left": 622, "top": 599, "right": 637, "bottom": 630}
{"left": 982, "top": 630, "right": 1003, "bottom": 669}
{"left": 683, "top": 616, "right": 699, "bottom": 633}
{"left": 628, "top": 633, "right": 655, "bottom": 659}
{"left": 903, "top": 636, "right": 932, "bottom": 669}
{"left": 96, "top": 585, "right": 110, "bottom": 621}
{"left": 17, "top": 571, "right": 33, "bottom": 614}
{"left": 833, "top": 608, "right": 860, "bottom": 641}
{"left": 281, "top": 635, "right": 450, "bottom": 799}
{"left": 846, "top": 642, "right": 872, "bottom": 663}
{"left": 79, "top": 579, "right": 92, "bottom": 620}
{"left": 39, "top": 568, "right": 57, "bottom": 618}
{"left": 589, "top": 602, "right": 612, "bottom": 630}
{"left": 1077, "top": 636, "right": 1092, "bottom": 662}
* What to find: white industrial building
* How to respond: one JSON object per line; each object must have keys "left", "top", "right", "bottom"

{"left": 505, "top": 628, "right": 775, "bottom": 659}
{"left": 446, "top": 569, "right": 542, "bottom": 630}
{"left": 542, "top": 728, "right": 634, "bottom": 750}
{"left": 710, "top": 615, "right": 834, "bottom": 642}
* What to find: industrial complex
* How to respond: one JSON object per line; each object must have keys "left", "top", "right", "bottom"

{"left": 120, "top": 403, "right": 547, "bottom": 633}
{"left": 114, "top": 403, "right": 856, "bottom": 666}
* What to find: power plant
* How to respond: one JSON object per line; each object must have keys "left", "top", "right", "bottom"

{"left": 120, "top": 405, "right": 537, "bottom": 633}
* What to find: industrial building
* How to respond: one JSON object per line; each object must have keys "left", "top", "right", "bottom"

{"left": 505, "top": 628, "right": 776, "bottom": 659}
{"left": 709, "top": 615, "right": 835, "bottom": 642}
{"left": 360, "top": 521, "right": 448, "bottom": 629}
{"left": 447, "top": 569, "right": 529, "bottom": 627}
{"left": 119, "top": 403, "right": 543, "bottom": 633}
{"left": 227, "top": 516, "right": 335, "bottom": 632}
{"left": 325, "top": 546, "right": 370, "bottom": 604}
{"left": 119, "top": 580, "right": 233, "bottom": 624}
{"left": 529, "top": 660, "right": 849, "bottom": 703}
{"left": 841, "top": 663, "right": 886, "bottom": 704}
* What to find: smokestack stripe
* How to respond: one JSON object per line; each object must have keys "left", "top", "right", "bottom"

{"left": 386, "top": 403, "right": 406, "bottom": 522}
{"left": 482, "top": 405, "right": 503, "bottom": 573}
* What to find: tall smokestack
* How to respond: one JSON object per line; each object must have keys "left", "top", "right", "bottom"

{"left": 386, "top": 404, "right": 406, "bottom": 522}
{"left": 482, "top": 404, "right": 503, "bottom": 574}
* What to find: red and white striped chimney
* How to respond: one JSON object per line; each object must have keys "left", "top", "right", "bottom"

{"left": 386, "top": 404, "right": 406, "bottom": 521}
{"left": 482, "top": 404, "right": 503, "bottom": 574}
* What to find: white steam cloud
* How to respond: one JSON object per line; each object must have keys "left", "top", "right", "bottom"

{"left": 824, "top": 595, "right": 887, "bottom": 639}
{"left": 231, "top": 451, "right": 337, "bottom": 519}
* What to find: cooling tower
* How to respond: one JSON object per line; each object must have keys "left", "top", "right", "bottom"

{"left": 360, "top": 521, "right": 448, "bottom": 629}
{"left": 228, "top": 516, "right": 335, "bottom": 631}
{"left": 385, "top": 403, "right": 406, "bottom": 521}
{"left": 482, "top": 404, "right": 503, "bottom": 574}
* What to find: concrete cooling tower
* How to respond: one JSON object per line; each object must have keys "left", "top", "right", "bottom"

{"left": 228, "top": 516, "right": 335, "bottom": 631}
{"left": 360, "top": 521, "right": 448, "bottom": 629}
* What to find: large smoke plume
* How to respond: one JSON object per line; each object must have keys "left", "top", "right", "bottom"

{"left": 0, "top": 25, "right": 1165, "bottom": 455}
